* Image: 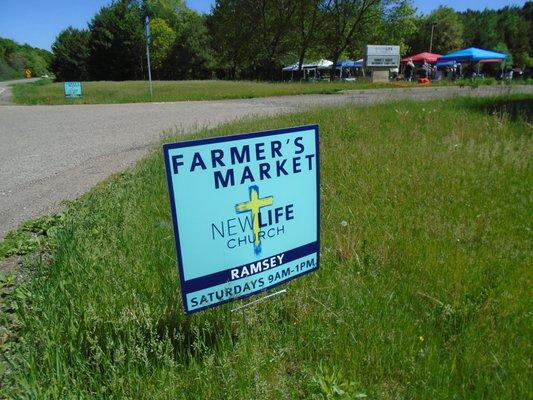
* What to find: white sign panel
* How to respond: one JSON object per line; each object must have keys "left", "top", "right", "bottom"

{"left": 365, "top": 55, "right": 400, "bottom": 67}
{"left": 365, "top": 45, "right": 400, "bottom": 56}
{"left": 365, "top": 45, "right": 400, "bottom": 68}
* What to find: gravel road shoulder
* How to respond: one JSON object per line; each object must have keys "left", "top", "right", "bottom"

{"left": 1, "top": 84, "right": 532, "bottom": 238}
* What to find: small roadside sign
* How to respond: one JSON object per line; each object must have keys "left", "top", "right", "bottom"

{"left": 64, "top": 82, "right": 82, "bottom": 98}
{"left": 163, "top": 125, "right": 320, "bottom": 314}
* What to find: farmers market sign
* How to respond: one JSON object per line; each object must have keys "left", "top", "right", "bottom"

{"left": 163, "top": 125, "right": 320, "bottom": 314}
{"left": 64, "top": 82, "right": 82, "bottom": 98}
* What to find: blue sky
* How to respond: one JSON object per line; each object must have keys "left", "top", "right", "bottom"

{"left": 0, "top": 0, "right": 525, "bottom": 50}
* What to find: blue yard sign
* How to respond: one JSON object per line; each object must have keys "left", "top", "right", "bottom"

{"left": 64, "top": 82, "right": 82, "bottom": 98}
{"left": 163, "top": 125, "right": 320, "bottom": 314}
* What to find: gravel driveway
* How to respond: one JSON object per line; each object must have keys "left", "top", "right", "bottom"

{"left": 1, "top": 84, "right": 531, "bottom": 238}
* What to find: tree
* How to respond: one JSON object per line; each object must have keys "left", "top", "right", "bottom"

{"left": 209, "top": 0, "right": 300, "bottom": 80}
{"left": 149, "top": 17, "right": 176, "bottom": 77}
{"left": 493, "top": 42, "right": 513, "bottom": 65}
{"left": 321, "top": 0, "right": 383, "bottom": 79}
{"left": 146, "top": 0, "right": 188, "bottom": 26}
{"left": 410, "top": 7, "right": 463, "bottom": 55}
{"left": 88, "top": 0, "right": 145, "bottom": 80}
{"left": 246, "top": 0, "right": 298, "bottom": 80}
{"left": 497, "top": 6, "right": 529, "bottom": 67}
{"left": 51, "top": 27, "right": 90, "bottom": 81}
{"left": 208, "top": 0, "right": 257, "bottom": 79}
{"left": 293, "top": 0, "right": 322, "bottom": 74}
{"left": 361, "top": 0, "right": 417, "bottom": 56}
{"left": 168, "top": 10, "right": 214, "bottom": 79}
{"left": 0, "top": 37, "right": 51, "bottom": 80}
{"left": 460, "top": 10, "right": 499, "bottom": 50}
{"left": 522, "top": 2, "right": 533, "bottom": 54}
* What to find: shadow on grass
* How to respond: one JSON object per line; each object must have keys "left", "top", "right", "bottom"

{"left": 468, "top": 97, "right": 533, "bottom": 123}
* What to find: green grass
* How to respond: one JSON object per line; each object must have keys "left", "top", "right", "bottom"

{"left": 12, "top": 79, "right": 428, "bottom": 105}
{"left": 2, "top": 95, "right": 532, "bottom": 399}
{"left": 13, "top": 78, "right": 530, "bottom": 106}
{"left": 0, "top": 214, "right": 64, "bottom": 259}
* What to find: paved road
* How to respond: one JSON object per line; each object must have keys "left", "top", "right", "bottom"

{"left": 1, "top": 84, "right": 531, "bottom": 238}
{"left": 0, "top": 78, "right": 41, "bottom": 105}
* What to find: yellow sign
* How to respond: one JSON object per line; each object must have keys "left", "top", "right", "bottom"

{"left": 24, "top": 69, "right": 32, "bottom": 78}
{"left": 235, "top": 186, "right": 274, "bottom": 253}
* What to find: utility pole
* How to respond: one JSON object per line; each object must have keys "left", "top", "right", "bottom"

{"left": 429, "top": 23, "right": 436, "bottom": 53}
{"left": 144, "top": 15, "right": 153, "bottom": 99}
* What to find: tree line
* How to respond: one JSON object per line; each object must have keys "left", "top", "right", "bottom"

{"left": 0, "top": 37, "right": 52, "bottom": 80}
{"left": 50, "top": 0, "right": 532, "bottom": 82}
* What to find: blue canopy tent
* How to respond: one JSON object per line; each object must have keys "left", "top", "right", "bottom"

{"left": 438, "top": 47, "right": 507, "bottom": 76}
{"left": 438, "top": 47, "right": 507, "bottom": 63}
{"left": 336, "top": 59, "right": 364, "bottom": 68}
{"left": 336, "top": 59, "right": 364, "bottom": 79}
{"left": 435, "top": 60, "right": 461, "bottom": 67}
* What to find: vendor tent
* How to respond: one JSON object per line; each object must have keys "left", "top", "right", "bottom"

{"left": 438, "top": 47, "right": 507, "bottom": 76}
{"left": 302, "top": 59, "right": 333, "bottom": 69}
{"left": 301, "top": 59, "right": 333, "bottom": 79}
{"left": 435, "top": 60, "right": 461, "bottom": 67}
{"left": 437, "top": 47, "right": 507, "bottom": 63}
{"left": 336, "top": 59, "right": 364, "bottom": 68}
{"left": 401, "top": 52, "right": 442, "bottom": 64}
{"left": 336, "top": 59, "right": 364, "bottom": 78}
{"left": 282, "top": 62, "right": 299, "bottom": 80}
{"left": 282, "top": 63, "right": 299, "bottom": 72}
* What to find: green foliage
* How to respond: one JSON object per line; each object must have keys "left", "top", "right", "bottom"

{"left": 46, "top": 0, "right": 213, "bottom": 81}
{"left": 149, "top": 17, "right": 176, "bottom": 75}
{"left": 12, "top": 79, "right": 432, "bottom": 105}
{"left": 410, "top": 6, "right": 464, "bottom": 54}
{"left": 519, "top": 52, "right": 533, "bottom": 68}
{"left": 311, "top": 363, "right": 362, "bottom": 399}
{"left": 322, "top": 0, "right": 383, "bottom": 73}
{"left": 377, "top": 1, "right": 418, "bottom": 56}
{"left": 407, "top": 3, "right": 533, "bottom": 72}
{"left": 47, "top": 0, "right": 533, "bottom": 81}
{"left": 51, "top": 27, "right": 90, "bottom": 81}
{"left": 88, "top": 0, "right": 145, "bottom": 80}
{"left": 0, "top": 214, "right": 64, "bottom": 259}
{"left": 493, "top": 42, "right": 513, "bottom": 66}
{"left": 207, "top": 0, "right": 253, "bottom": 78}
{"left": 209, "top": 0, "right": 299, "bottom": 79}
{"left": 461, "top": 9, "right": 500, "bottom": 51}
{"left": 146, "top": 0, "right": 187, "bottom": 25}
{"left": 0, "top": 37, "right": 51, "bottom": 80}
{"left": 353, "top": 0, "right": 418, "bottom": 57}
{"left": 2, "top": 95, "right": 532, "bottom": 398}
{"left": 167, "top": 11, "right": 214, "bottom": 79}
{"left": 460, "top": 5, "right": 530, "bottom": 67}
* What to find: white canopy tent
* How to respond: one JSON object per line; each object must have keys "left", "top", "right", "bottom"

{"left": 302, "top": 59, "right": 333, "bottom": 79}
{"left": 302, "top": 59, "right": 333, "bottom": 69}
{"left": 281, "top": 59, "right": 334, "bottom": 80}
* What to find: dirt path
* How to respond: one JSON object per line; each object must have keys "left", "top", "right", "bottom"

{"left": 0, "top": 78, "right": 40, "bottom": 105}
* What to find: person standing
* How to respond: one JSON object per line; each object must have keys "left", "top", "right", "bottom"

{"left": 406, "top": 58, "right": 415, "bottom": 81}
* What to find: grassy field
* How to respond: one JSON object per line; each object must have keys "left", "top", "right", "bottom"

{"left": 12, "top": 79, "right": 431, "bottom": 105}
{"left": 1, "top": 95, "right": 532, "bottom": 399}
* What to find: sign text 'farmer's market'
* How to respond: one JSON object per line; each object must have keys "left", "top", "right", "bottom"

{"left": 163, "top": 125, "right": 320, "bottom": 314}
{"left": 64, "top": 81, "right": 82, "bottom": 98}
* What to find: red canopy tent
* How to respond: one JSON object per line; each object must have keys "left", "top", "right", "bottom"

{"left": 401, "top": 52, "right": 442, "bottom": 64}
